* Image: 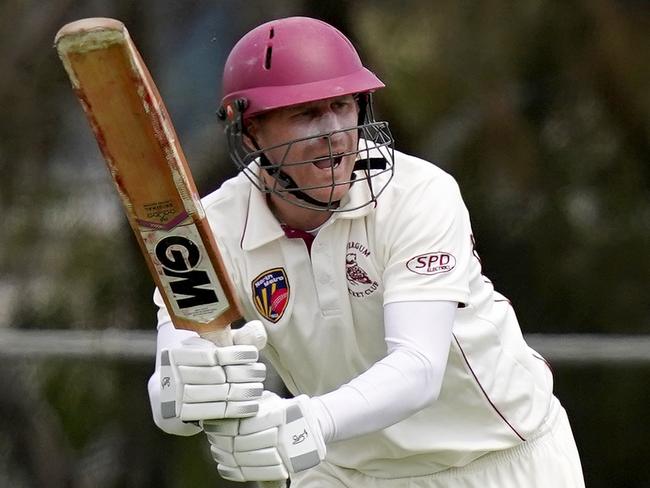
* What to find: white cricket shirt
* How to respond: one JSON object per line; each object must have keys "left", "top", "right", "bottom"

{"left": 161, "top": 148, "right": 554, "bottom": 477}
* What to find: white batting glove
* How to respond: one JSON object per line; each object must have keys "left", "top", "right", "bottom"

{"left": 204, "top": 392, "right": 326, "bottom": 483}
{"left": 159, "top": 321, "right": 267, "bottom": 422}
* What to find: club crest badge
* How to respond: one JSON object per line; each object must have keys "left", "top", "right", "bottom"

{"left": 346, "top": 241, "right": 379, "bottom": 297}
{"left": 252, "top": 268, "right": 290, "bottom": 323}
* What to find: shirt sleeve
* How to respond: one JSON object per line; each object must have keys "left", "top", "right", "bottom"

{"left": 381, "top": 173, "right": 473, "bottom": 305}
{"left": 311, "top": 300, "right": 456, "bottom": 443}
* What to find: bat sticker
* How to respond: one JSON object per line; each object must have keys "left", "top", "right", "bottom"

{"left": 144, "top": 224, "right": 230, "bottom": 322}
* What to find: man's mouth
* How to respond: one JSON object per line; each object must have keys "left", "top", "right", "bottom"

{"left": 313, "top": 154, "right": 343, "bottom": 170}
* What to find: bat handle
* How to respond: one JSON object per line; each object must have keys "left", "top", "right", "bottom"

{"left": 201, "top": 328, "right": 286, "bottom": 488}
{"left": 199, "top": 327, "right": 234, "bottom": 347}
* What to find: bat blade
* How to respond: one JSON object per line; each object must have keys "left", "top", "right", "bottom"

{"left": 55, "top": 18, "right": 241, "bottom": 339}
{"left": 56, "top": 20, "right": 288, "bottom": 487}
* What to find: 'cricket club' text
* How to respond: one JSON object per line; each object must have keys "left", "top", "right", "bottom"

{"left": 348, "top": 281, "right": 380, "bottom": 297}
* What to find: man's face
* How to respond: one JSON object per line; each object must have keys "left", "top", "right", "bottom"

{"left": 247, "top": 95, "right": 360, "bottom": 205}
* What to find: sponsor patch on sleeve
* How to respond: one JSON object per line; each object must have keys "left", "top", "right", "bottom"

{"left": 406, "top": 252, "right": 456, "bottom": 275}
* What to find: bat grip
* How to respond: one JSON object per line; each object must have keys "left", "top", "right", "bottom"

{"left": 199, "top": 327, "right": 234, "bottom": 347}
{"left": 201, "top": 329, "right": 285, "bottom": 488}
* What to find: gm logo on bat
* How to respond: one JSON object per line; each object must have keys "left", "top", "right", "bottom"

{"left": 406, "top": 252, "right": 456, "bottom": 275}
{"left": 155, "top": 235, "right": 220, "bottom": 309}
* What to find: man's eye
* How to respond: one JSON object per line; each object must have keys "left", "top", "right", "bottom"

{"left": 292, "top": 109, "right": 313, "bottom": 119}
{"left": 333, "top": 100, "right": 356, "bottom": 112}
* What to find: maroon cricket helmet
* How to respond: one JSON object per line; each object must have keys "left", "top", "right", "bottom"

{"left": 220, "top": 16, "right": 385, "bottom": 118}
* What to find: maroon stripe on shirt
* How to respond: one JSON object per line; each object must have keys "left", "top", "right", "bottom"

{"left": 453, "top": 333, "right": 526, "bottom": 442}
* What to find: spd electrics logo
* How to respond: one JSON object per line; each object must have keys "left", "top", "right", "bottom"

{"left": 406, "top": 252, "right": 456, "bottom": 275}
{"left": 251, "top": 268, "right": 289, "bottom": 323}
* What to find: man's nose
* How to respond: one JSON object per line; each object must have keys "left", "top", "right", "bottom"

{"left": 315, "top": 110, "right": 346, "bottom": 135}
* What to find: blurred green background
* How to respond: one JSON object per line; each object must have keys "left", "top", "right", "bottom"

{"left": 1, "top": 0, "right": 648, "bottom": 486}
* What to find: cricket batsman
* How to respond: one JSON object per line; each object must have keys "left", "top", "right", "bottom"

{"left": 148, "top": 16, "right": 585, "bottom": 487}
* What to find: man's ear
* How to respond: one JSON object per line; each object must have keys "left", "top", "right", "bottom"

{"left": 242, "top": 118, "right": 260, "bottom": 151}
{"left": 245, "top": 117, "right": 257, "bottom": 137}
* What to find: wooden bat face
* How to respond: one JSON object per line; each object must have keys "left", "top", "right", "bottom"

{"left": 55, "top": 18, "right": 241, "bottom": 333}
{"left": 57, "top": 19, "right": 290, "bottom": 488}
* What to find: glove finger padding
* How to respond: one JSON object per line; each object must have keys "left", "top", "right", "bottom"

{"left": 160, "top": 333, "right": 267, "bottom": 421}
{"left": 170, "top": 337, "right": 220, "bottom": 365}
{"left": 172, "top": 337, "right": 259, "bottom": 365}
{"left": 177, "top": 365, "right": 226, "bottom": 384}
{"left": 206, "top": 392, "right": 326, "bottom": 483}
{"left": 239, "top": 394, "right": 325, "bottom": 474}
{"left": 202, "top": 418, "right": 240, "bottom": 437}
{"left": 224, "top": 362, "right": 266, "bottom": 383}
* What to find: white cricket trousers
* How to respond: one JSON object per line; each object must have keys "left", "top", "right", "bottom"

{"left": 290, "top": 400, "right": 585, "bottom": 487}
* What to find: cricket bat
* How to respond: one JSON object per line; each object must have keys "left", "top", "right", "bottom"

{"left": 54, "top": 18, "right": 243, "bottom": 346}
{"left": 55, "top": 19, "right": 288, "bottom": 486}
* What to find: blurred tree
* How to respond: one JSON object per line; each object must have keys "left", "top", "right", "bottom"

{"left": 352, "top": 0, "right": 649, "bottom": 333}
{"left": 0, "top": 365, "right": 71, "bottom": 487}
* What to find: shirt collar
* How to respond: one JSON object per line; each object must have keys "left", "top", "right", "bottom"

{"left": 239, "top": 161, "right": 375, "bottom": 251}
{"left": 240, "top": 182, "right": 285, "bottom": 251}
{"left": 335, "top": 176, "right": 375, "bottom": 220}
